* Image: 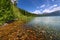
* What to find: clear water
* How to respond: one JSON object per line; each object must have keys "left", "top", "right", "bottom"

{"left": 27, "top": 16, "right": 60, "bottom": 31}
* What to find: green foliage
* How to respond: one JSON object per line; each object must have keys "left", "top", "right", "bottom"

{"left": 13, "top": 5, "right": 33, "bottom": 23}
{"left": 18, "top": 8, "right": 38, "bottom": 17}
{"left": 0, "top": 0, "right": 33, "bottom": 25}
{"left": 0, "top": 0, "right": 15, "bottom": 25}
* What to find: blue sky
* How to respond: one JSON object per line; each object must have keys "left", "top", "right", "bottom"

{"left": 17, "top": 0, "right": 60, "bottom": 14}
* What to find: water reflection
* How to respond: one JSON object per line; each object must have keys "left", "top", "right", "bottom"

{"left": 28, "top": 16, "right": 60, "bottom": 30}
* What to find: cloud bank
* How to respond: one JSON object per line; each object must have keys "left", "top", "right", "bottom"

{"left": 32, "top": 4, "right": 60, "bottom": 14}
{"left": 32, "top": 10, "right": 42, "bottom": 14}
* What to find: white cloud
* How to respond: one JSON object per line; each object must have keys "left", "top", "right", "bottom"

{"left": 42, "top": 4, "right": 59, "bottom": 13}
{"left": 42, "top": 9, "right": 51, "bottom": 13}
{"left": 40, "top": 4, "right": 45, "bottom": 8}
{"left": 32, "top": 4, "right": 60, "bottom": 14}
{"left": 32, "top": 10, "right": 42, "bottom": 14}
{"left": 51, "top": 6, "right": 60, "bottom": 11}
{"left": 53, "top": 4, "right": 58, "bottom": 7}
{"left": 48, "top": 4, "right": 58, "bottom": 9}
{"left": 42, "top": 6, "right": 60, "bottom": 13}
{"left": 37, "top": 4, "right": 45, "bottom": 9}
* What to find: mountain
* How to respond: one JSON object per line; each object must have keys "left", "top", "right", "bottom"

{"left": 38, "top": 11, "right": 60, "bottom": 16}
{"left": 43, "top": 11, "right": 60, "bottom": 16}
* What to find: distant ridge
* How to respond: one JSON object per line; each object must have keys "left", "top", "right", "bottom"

{"left": 43, "top": 10, "right": 60, "bottom": 16}
{"left": 35, "top": 10, "right": 60, "bottom": 16}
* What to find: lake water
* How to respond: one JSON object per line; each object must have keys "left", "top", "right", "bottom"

{"left": 27, "top": 16, "right": 60, "bottom": 31}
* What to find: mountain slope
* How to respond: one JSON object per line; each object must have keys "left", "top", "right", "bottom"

{"left": 37, "top": 11, "right": 60, "bottom": 16}
{"left": 18, "top": 8, "right": 38, "bottom": 16}
{"left": 0, "top": 0, "right": 33, "bottom": 25}
{"left": 12, "top": 5, "right": 33, "bottom": 23}
{"left": 0, "top": 0, "right": 15, "bottom": 25}
{"left": 44, "top": 11, "right": 60, "bottom": 16}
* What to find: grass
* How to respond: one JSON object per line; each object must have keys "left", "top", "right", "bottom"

{"left": 12, "top": 5, "right": 33, "bottom": 22}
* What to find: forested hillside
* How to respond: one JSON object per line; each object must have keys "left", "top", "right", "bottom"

{"left": 0, "top": 0, "right": 15, "bottom": 25}
{"left": 0, "top": 0, "right": 33, "bottom": 25}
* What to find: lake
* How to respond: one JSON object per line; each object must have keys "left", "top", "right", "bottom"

{"left": 27, "top": 16, "right": 60, "bottom": 31}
